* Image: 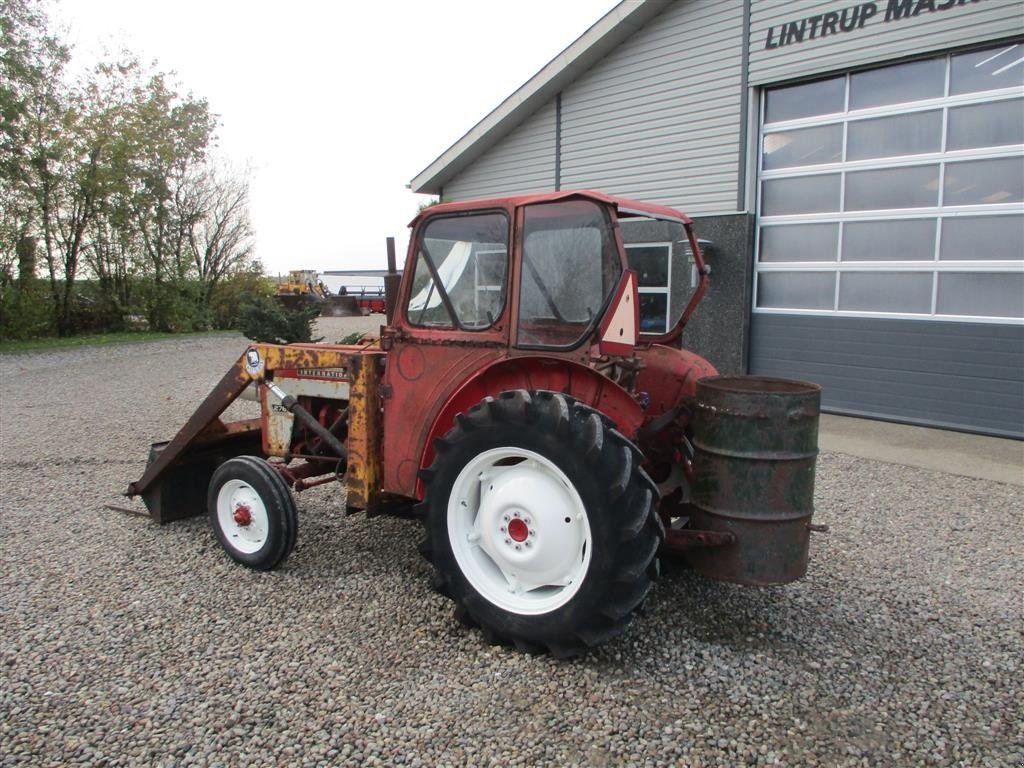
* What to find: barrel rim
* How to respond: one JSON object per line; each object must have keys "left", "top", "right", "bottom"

{"left": 697, "top": 375, "right": 821, "bottom": 396}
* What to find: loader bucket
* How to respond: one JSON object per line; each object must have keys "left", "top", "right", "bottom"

{"left": 125, "top": 349, "right": 262, "bottom": 523}
{"left": 137, "top": 422, "right": 265, "bottom": 523}
{"left": 321, "top": 295, "right": 363, "bottom": 317}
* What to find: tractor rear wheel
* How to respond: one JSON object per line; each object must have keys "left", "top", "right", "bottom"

{"left": 419, "top": 390, "right": 663, "bottom": 657}
{"left": 207, "top": 456, "right": 298, "bottom": 571}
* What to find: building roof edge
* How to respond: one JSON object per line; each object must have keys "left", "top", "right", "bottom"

{"left": 409, "top": 0, "right": 667, "bottom": 195}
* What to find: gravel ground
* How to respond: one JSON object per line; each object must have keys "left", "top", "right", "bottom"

{"left": 1, "top": 325, "right": 1021, "bottom": 767}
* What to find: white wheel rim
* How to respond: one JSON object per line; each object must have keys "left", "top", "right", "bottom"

{"left": 216, "top": 479, "right": 270, "bottom": 555}
{"left": 448, "top": 447, "right": 592, "bottom": 615}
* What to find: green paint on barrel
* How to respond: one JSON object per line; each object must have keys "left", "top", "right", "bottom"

{"left": 686, "top": 375, "right": 822, "bottom": 586}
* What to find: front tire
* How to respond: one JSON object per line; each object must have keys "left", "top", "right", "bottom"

{"left": 419, "top": 390, "right": 663, "bottom": 657}
{"left": 207, "top": 456, "right": 297, "bottom": 570}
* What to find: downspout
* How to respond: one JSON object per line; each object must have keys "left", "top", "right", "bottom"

{"left": 555, "top": 92, "right": 563, "bottom": 191}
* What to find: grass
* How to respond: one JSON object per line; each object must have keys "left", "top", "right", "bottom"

{"left": 0, "top": 329, "right": 237, "bottom": 355}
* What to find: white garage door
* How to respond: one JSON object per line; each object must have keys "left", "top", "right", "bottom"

{"left": 751, "top": 42, "right": 1024, "bottom": 437}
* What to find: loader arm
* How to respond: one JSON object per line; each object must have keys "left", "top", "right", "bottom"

{"left": 126, "top": 356, "right": 253, "bottom": 500}
{"left": 126, "top": 343, "right": 376, "bottom": 523}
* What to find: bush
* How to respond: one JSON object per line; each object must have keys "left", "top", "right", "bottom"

{"left": 0, "top": 238, "right": 53, "bottom": 340}
{"left": 210, "top": 270, "right": 275, "bottom": 330}
{"left": 136, "top": 280, "right": 206, "bottom": 333}
{"left": 239, "top": 295, "right": 322, "bottom": 344}
{"left": 0, "top": 280, "right": 53, "bottom": 340}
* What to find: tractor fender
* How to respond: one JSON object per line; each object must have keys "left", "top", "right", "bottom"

{"left": 629, "top": 344, "right": 718, "bottom": 472}
{"left": 633, "top": 344, "right": 718, "bottom": 420}
{"left": 415, "top": 356, "right": 645, "bottom": 498}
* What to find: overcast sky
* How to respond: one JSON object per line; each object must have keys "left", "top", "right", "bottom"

{"left": 54, "top": 0, "right": 620, "bottom": 275}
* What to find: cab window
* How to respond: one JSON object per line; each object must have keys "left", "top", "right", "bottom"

{"left": 620, "top": 216, "right": 698, "bottom": 337}
{"left": 517, "top": 200, "right": 621, "bottom": 348}
{"left": 406, "top": 213, "right": 509, "bottom": 330}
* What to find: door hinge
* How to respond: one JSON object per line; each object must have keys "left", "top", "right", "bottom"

{"left": 379, "top": 326, "right": 398, "bottom": 351}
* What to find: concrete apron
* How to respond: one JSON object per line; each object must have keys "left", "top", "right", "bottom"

{"left": 819, "top": 414, "right": 1024, "bottom": 487}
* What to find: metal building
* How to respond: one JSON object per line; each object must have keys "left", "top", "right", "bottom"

{"left": 410, "top": 0, "right": 1023, "bottom": 438}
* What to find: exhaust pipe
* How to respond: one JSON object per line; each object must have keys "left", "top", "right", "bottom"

{"left": 384, "top": 236, "right": 401, "bottom": 326}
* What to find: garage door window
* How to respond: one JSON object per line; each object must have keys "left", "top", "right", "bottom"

{"left": 756, "top": 42, "right": 1024, "bottom": 322}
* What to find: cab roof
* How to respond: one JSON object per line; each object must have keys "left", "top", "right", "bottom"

{"left": 409, "top": 190, "right": 692, "bottom": 228}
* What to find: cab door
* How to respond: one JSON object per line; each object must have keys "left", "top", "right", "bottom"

{"left": 513, "top": 198, "right": 623, "bottom": 352}
{"left": 381, "top": 208, "right": 512, "bottom": 497}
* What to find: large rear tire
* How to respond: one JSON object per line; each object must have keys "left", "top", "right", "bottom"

{"left": 419, "top": 390, "right": 663, "bottom": 657}
{"left": 207, "top": 456, "right": 297, "bottom": 571}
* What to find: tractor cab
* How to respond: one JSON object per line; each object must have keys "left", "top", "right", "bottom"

{"left": 394, "top": 191, "right": 707, "bottom": 355}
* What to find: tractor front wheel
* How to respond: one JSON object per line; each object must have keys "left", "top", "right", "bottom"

{"left": 419, "top": 390, "right": 663, "bottom": 657}
{"left": 207, "top": 456, "right": 298, "bottom": 570}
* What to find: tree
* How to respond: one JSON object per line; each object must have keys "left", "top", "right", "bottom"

{"left": 0, "top": 231, "right": 50, "bottom": 339}
{"left": 27, "top": 59, "right": 136, "bottom": 334}
{"left": 0, "top": 0, "right": 69, "bottom": 292}
{"left": 0, "top": 0, "right": 69, "bottom": 194}
{"left": 0, "top": 4, "right": 262, "bottom": 338}
{"left": 208, "top": 263, "right": 273, "bottom": 330}
{"left": 183, "top": 162, "right": 257, "bottom": 316}
{"left": 72, "top": 57, "right": 219, "bottom": 332}
{"left": 123, "top": 68, "right": 216, "bottom": 329}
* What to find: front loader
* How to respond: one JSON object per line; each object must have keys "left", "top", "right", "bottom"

{"left": 127, "top": 190, "right": 823, "bottom": 657}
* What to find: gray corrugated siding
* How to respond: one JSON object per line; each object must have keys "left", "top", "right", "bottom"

{"left": 444, "top": 101, "right": 556, "bottom": 201}
{"left": 438, "top": 0, "right": 1023, "bottom": 438}
{"left": 444, "top": 0, "right": 747, "bottom": 214}
{"left": 749, "top": 0, "right": 1023, "bottom": 85}
{"left": 442, "top": 0, "right": 1021, "bottom": 202}
{"left": 561, "top": 0, "right": 745, "bottom": 214}
{"left": 750, "top": 314, "right": 1024, "bottom": 438}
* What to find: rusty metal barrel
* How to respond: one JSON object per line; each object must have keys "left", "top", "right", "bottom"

{"left": 686, "top": 375, "right": 822, "bottom": 586}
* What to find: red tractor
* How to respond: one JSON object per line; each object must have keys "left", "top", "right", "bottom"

{"left": 128, "top": 191, "right": 822, "bottom": 657}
